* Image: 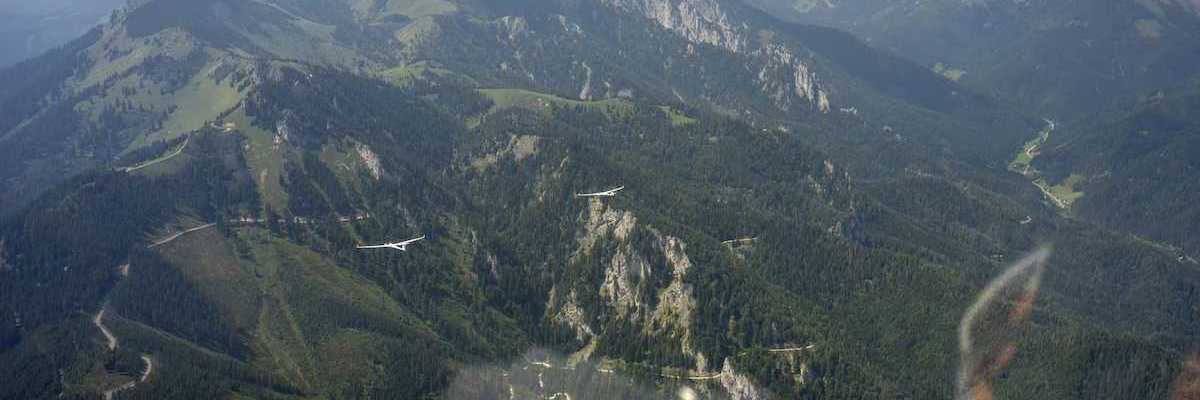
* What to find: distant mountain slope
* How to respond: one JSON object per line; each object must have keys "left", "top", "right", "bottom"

{"left": 0, "top": 0, "right": 1031, "bottom": 212}
{"left": 743, "top": 0, "right": 1200, "bottom": 285}
{"left": 0, "top": 0, "right": 126, "bottom": 67}
{"left": 743, "top": 0, "right": 1200, "bottom": 119}
{"left": 1035, "top": 88, "right": 1200, "bottom": 254}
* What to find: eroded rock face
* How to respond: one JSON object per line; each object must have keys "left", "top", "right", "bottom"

{"left": 603, "top": 0, "right": 832, "bottom": 113}
{"left": 655, "top": 245, "right": 700, "bottom": 357}
{"left": 579, "top": 198, "right": 647, "bottom": 320}
{"left": 472, "top": 135, "right": 540, "bottom": 171}
{"left": 274, "top": 110, "right": 295, "bottom": 149}
{"left": 605, "top": 0, "right": 747, "bottom": 53}
{"left": 555, "top": 198, "right": 705, "bottom": 368}
{"left": 577, "top": 198, "right": 636, "bottom": 256}
{"left": 494, "top": 16, "right": 530, "bottom": 42}
{"left": 355, "top": 143, "right": 383, "bottom": 180}
{"left": 753, "top": 41, "right": 829, "bottom": 112}
{"left": 719, "top": 359, "right": 765, "bottom": 400}
{"left": 548, "top": 287, "right": 596, "bottom": 342}
{"left": 511, "top": 135, "right": 540, "bottom": 161}
{"left": 646, "top": 236, "right": 700, "bottom": 364}
{"left": 600, "top": 245, "right": 651, "bottom": 320}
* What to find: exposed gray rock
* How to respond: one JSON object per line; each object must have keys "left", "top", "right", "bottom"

{"left": 548, "top": 287, "right": 596, "bottom": 342}
{"left": 600, "top": 245, "right": 651, "bottom": 320}
{"left": 719, "top": 359, "right": 764, "bottom": 400}
{"left": 645, "top": 236, "right": 702, "bottom": 369}
{"left": 355, "top": 142, "right": 383, "bottom": 180}
{"left": 604, "top": 0, "right": 747, "bottom": 53}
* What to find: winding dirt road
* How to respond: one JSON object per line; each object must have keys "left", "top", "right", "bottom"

{"left": 148, "top": 223, "right": 216, "bottom": 248}
{"left": 94, "top": 308, "right": 117, "bottom": 351}
{"left": 95, "top": 264, "right": 155, "bottom": 400}
{"left": 122, "top": 134, "right": 191, "bottom": 173}
{"left": 102, "top": 355, "right": 150, "bottom": 400}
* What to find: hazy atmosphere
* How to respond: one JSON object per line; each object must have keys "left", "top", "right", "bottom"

{"left": 0, "top": 0, "right": 1197, "bottom": 399}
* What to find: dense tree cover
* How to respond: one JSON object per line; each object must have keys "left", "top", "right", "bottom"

{"left": 748, "top": 0, "right": 1200, "bottom": 120}
{"left": 0, "top": 0, "right": 1034, "bottom": 214}
{"left": 0, "top": 0, "right": 1196, "bottom": 394}
{"left": 0, "top": 129, "right": 259, "bottom": 398}
{"left": 107, "top": 312, "right": 305, "bottom": 400}
{"left": 111, "top": 249, "right": 248, "bottom": 358}
{"left": 1038, "top": 89, "right": 1200, "bottom": 253}
{"left": 458, "top": 94, "right": 1199, "bottom": 398}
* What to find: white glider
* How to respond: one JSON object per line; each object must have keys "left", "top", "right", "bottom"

{"left": 356, "top": 236, "right": 426, "bottom": 251}
{"left": 575, "top": 186, "right": 624, "bottom": 198}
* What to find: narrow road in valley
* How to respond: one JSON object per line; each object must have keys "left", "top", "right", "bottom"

{"left": 1033, "top": 180, "right": 1070, "bottom": 209}
{"left": 1003, "top": 118, "right": 1070, "bottom": 209}
{"left": 148, "top": 223, "right": 216, "bottom": 248}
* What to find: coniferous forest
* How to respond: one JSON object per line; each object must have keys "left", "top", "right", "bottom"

{"left": 1, "top": 0, "right": 1199, "bottom": 399}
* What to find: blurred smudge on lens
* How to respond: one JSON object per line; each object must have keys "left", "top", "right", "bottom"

{"left": 957, "top": 247, "right": 1051, "bottom": 400}
{"left": 1173, "top": 353, "right": 1200, "bottom": 400}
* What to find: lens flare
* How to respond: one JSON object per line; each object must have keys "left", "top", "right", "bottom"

{"left": 957, "top": 247, "right": 1051, "bottom": 400}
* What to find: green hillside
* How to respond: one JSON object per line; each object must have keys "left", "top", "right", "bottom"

{"left": 0, "top": 0, "right": 1197, "bottom": 399}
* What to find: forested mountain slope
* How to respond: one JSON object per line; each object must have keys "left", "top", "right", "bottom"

{"left": 0, "top": 0, "right": 1197, "bottom": 399}
{"left": 0, "top": 0, "right": 1034, "bottom": 211}
{"left": 743, "top": 0, "right": 1200, "bottom": 120}
{"left": 745, "top": 0, "right": 1200, "bottom": 297}
{"left": 1034, "top": 87, "right": 1200, "bottom": 255}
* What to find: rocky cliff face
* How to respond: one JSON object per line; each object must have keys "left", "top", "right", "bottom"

{"left": 604, "top": 0, "right": 748, "bottom": 52}
{"left": 355, "top": 143, "right": 383, "bottom": 180}
{"left": 602, "top": 0, "right": 832, "bottom": 112}
{"left": 645, "top": 235, "right": 705, "bottom": 370}
{"left": 548, "top": 287, "right": 597, "bottom": 342}
{"left": 752, "top": 41, "right": 829, "bottom": 112}
{"left": 746, "top": 0, "right": 1200, "bottom": 119}
{"left": 720, "top": 359, "right": 765, "bottom": 400}
{"left": 547, "top": 198, "right": 706, "bottom": 369}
